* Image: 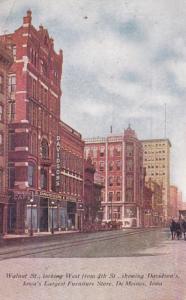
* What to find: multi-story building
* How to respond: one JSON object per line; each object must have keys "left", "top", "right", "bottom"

{"left": 85, "top": 126, "right": 144, "bottom": 228}
{"left": 0, "top": 10, "right": 84, "bottom": 234}
{"left": 0, "top": 42, "right": 13, "bottom": 234}
{"left": 145, "top": 178, "right": 163, "bottom": 226}
{"left": 141, "top": 139, "right": 171, "bottom": 220}
{"left": 84, "top": 157, "right": 103, "bottom": 224}
{"left": 168, "top": 185, "right": 178, "bottom": 219}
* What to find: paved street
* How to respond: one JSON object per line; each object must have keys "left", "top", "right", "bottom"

{"left": 0, "top": 228, "right": 184, "bottom": 259}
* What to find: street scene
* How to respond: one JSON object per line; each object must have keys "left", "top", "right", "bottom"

{"left": 0, "top": 0, "right": 185, "bottom": 261}
{"left": 1, "top": 1, "right": 186, "bottom": 299}
{"left": 0, "top": 228, "right": 182, "bottom": 259}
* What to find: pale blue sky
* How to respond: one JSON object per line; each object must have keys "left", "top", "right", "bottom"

{"left": 1, "top": 0, "right": 186, "bottom": 198}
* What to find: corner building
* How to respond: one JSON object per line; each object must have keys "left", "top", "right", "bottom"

{"left": 0, "top": 11, "right": 84, "bottom": 233}
{"left": 85, "top": 126, "right": 144, "bottom": 228}
{"left": 0, "top": 42, "right": 13, "bottom": 234}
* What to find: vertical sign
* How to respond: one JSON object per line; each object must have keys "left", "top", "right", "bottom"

{"left": 56, "top": 136, "right": 61, "bottom": 187}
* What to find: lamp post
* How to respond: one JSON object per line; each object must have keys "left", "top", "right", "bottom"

{"left": 51, "top": 201, "right": 54, "bottom": 234}
{"left": 30, "top": 198, "right": 34, "bottom": 237}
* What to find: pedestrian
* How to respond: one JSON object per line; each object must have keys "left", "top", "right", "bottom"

{"left": 170, "top": 219, "right": 176, "bottom": 240}
{"left": 175, "top": 221, "right": 182, "bottom": 240}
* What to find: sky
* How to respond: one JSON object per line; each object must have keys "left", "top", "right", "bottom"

{"left": 0, "top": 0, "right": 186, "bottom": 198}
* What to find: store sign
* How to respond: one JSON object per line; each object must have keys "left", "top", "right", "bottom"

{"left": 56, "top": 136, "right": 61, "bottom": 187}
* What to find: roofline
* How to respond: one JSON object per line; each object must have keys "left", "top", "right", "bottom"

{"left": 141, "top": 138, "right": 171, "bottom": 147}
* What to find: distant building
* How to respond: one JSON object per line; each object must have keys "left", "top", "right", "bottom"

{"left": 84, "top": 157, "right": 104, "bottom": 224}
{"left": 0, "top": 42, "right": 13, "bottom": 234}
{"left": 141, "top": 139, "right": 171, "bottom": 220}
{"left": 85, "top": 126, "right": 144, "bottom": 228}
{"left": 145, "top": 178, "right": 163, "bottom": 226}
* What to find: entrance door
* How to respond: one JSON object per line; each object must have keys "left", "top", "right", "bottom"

{"left": 40, "top": 198, "right": 48, "bottom": 231}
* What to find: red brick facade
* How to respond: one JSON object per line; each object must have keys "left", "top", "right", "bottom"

{"left": 0, "top": 42, "right": 13, "bottom": 234}
{"left": 0, "top": 11, "right": 84, "bottom": 234}
{"left": 85, "top": 126, "right": 144, "bottom": 228}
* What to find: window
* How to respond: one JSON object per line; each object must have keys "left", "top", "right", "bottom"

{"left": 99, "top": 161, "right": 104, "bottom": 171}
{"left": 28, "top": 165, "right": 35, "bottom": 187}
{"left": 8, "top": 75, "right": 16, "bottom": 94}
{"left": 108, "top": 192, "right": 113, "bottom": 202}
{"left": 115, "top": 145, "right": 121, "bottom": 156}
{"left": 116, "top": 176, "right": 121, "bottom": 186}
{"left": 40, "top": 168, "right": 48, "bottom": 190}
{"left": 126, "top": 175, "right": 133, "bottom": 188}
{"left": 0, "top": 105, "right": 3, "bottom": 122}
{"left": 126, "top": 159, "right": 133, "bottom": 172}
{"left": 8, "top": 167, "right": 15, "bottom": 189}
{"left": 126, "top": 190, "right": 133, "bottom": 202}
{"left": 108, "top": 176, "right": 113, "bottom": 186}
{"left": 100, "top": 146, "right": 105, "bottom": 157}
{"left": 116, "top": 192, "right": 121, "bottom": 201}
{"left": 109, "top": 161, "right": 113, "bottom": 171}
{"left": 41, "top": 139, "right": 49, "bottom": 159}
{"left": 0, "top": 74, "right": 4, "bottom": 94}
{"left": 8, "top": 101, "right": 15, "bottom": 122}
{"left": 12, "top": 45, "right": 16, "bottom": 60}
{"left": 8, "top": 131, "right": 15, "bottom": 150}
{"left": 116, "top": 161, "right": 121, "bottom": 171}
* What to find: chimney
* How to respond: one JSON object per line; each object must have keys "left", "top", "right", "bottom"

{"left": 23, "top": 10, "right": 32, "bottom": 26}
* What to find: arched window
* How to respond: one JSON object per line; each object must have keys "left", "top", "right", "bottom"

{"left": 41, "top": 139, "right": 49, "bottom": 159}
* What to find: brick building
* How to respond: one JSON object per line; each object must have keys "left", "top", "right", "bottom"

{"left": 84, "top": 157, "right": 103, "bottom": 224}
{"left": 85, "top": 126, "right": 144, "bottom": 228}
{"left": 0, "top": 42, "right": 13, "bottom": 234}
{"left": 0, "top": 10, "right": 84, "bottom": 234}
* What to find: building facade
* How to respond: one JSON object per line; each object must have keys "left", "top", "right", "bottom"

{"left": 85, "top": 126, "right": 144, "bottom": 228}
{"left": 0, "top": 42, "right": 13, "bottom": 234}
{"left": 84, "top": 157, "right": 103, "bottom": 224}
{"left": 0, "top": 10, "right": 84, "bottom": 234}
{"left": 141, "top": 139, "right": 171, "bottom": 221}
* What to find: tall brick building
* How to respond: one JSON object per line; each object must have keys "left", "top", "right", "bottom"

{"left": 85, "top": 126, "right": 144, "bottom": 228}
{"left": 0, "top": 42, "right": 13, "bottom": 234}
{"left": 0, "top": 11, "right": 84, "bottom": 234}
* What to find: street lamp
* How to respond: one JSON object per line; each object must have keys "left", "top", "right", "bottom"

{"left": 30, "top": 198, "right": 34, "bottom": 237}
{"left": 51, "top": 201, "right": 55, "bottom": 234}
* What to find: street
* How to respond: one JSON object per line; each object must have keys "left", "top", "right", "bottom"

{"left": 0, "top": 228, "right": 184, "bottom": 259}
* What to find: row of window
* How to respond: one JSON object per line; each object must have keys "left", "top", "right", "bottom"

{"left": 85, "top": 145, "right": 122, "bottom": 159}
{"left": 108, "top": 191, "right": 121, "bottom": 202}
{"left": 29, "top": 47, "right": 60, "bottom": 84}
{"left": 28, "top": 76, "right": 58, "bottom": 113}
{"left": 144, "top": 150, "right": 166, "bottom": 154}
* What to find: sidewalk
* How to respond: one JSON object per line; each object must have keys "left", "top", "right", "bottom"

{"left": 0, "top": 230, "right": 79, "bottom": 246}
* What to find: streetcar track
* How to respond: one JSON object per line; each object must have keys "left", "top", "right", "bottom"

{"left": 0, "top": 228, "right": 159, "bottom": 260}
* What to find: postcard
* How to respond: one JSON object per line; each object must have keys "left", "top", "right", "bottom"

{"left": 0, "top": 1, "right": 186, "bottom": 299}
